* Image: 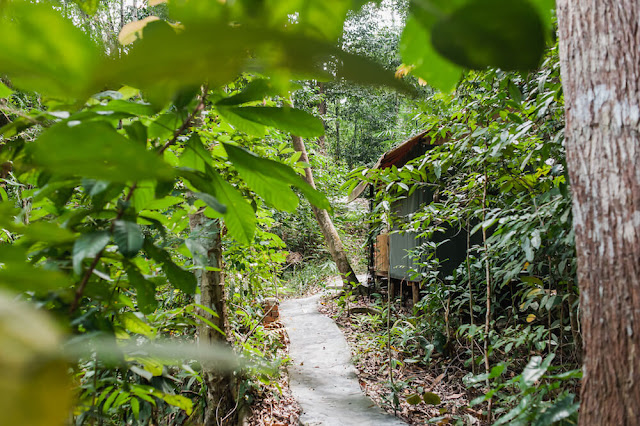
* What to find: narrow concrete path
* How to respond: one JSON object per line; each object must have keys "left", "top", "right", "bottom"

{"left": 281, "top": 292, "right": 406, "bottom": 426}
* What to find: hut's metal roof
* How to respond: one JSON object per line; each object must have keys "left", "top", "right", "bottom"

{"left": 348, "top": 130, "right": 442, "bottom": 202}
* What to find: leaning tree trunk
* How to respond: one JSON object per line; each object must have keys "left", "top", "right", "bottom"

{"left": 557, "top": 2, "right": 640, "bottom": 424}
{"left": 291, "top": 135, "right": 360, "bottom": 289}
{"left": 188, "top": 212, "right": 236, "bottom": 425}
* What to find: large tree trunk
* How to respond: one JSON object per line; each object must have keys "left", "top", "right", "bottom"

{"left": 188, "top": 213, "right": 236, "bottom": 425}
{"left": 291, "top": 135, "right": 360, "bottom": 289}
{"left": 556, "top": 2, "right": 640, "bottom": 424}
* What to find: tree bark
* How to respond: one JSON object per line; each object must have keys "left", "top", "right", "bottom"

{"left": 188, "top": 213, "right": 236, "bottom": 425}
{"left": 557, "top": 2, "right": 640, "bottom": 424}
{"left": 291, "top": 135, "right": 360, "bottom": 289}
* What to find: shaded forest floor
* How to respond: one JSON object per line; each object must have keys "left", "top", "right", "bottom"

{"left": 318, "top": 294, "right": 484, "bottom": 426}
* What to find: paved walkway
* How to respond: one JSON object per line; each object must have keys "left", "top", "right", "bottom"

{"left": 280, "top": 287, "right": 406, "bottom": 426}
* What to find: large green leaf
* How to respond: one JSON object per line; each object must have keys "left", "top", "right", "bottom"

{"left": 0, "top": 247, "right": 72, "bottom": 293}
{"left": 399, "top": 16, "right": 462, "bottom": 92}
{"left": 194, "top": 192, "right": 227, "bottom": 215}
{"left": 113, "top": 220, "right": 144, "bottom": 258}
{"left": 217, "top": 106, "right": 324, "bottom": 137}
{"left": 209, "top": 171, "right": 256, "bottom": 245}
{"left": 72, "top": 231, "right": 110, "bottom": 275}
{"left": 216, "top": 79, "right": 287, "bottom": 106}
{"left": 100, "top": 19, "right": 412, "bottom": 107}
{"left": 143, "top": 239, "right": 197, "bottom": 294}
{"left": 179, "top": 167, "right": 255, "bottom": 244}
{"left": 224, "top": 143, "right": 331, "bottom": 212}
{"left": 0, "top": 81, "right": 12, "bottom": 98}
{"left": 31, "top": 122, "right": 173, "bottom": 182}
{"left": 124, "top": 264, "right": 158, "bottom": 315}
{"left": 0, "top": 2, "right": 100, "bottom": 98}
{"left": 431, "top": 0, "right": 545, "bottom": 71}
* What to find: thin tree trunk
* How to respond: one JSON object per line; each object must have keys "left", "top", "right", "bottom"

{"left": 291, "top": 135, "right": 360, "bottom": 289}
{"left": 188, "top": 213, "right": 236, "bottom": 425}
{"left": 481, "top": 165, "right": 492, "bottom": 421}
{"left": 557, "top": 2, "right": 640, "bottom": 424}
{"left": 335, "top": 98, "right": 341, "bottom": 160}
{"left": 316, "top": 81, "right": 327, "bottom": 155}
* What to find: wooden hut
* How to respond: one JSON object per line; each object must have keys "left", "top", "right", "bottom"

{"left": 349, "top": 131, "right": 468, "bottom": 304}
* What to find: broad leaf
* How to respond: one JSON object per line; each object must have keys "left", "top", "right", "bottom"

{"left": 400, "top": 16, "right": 462, "bottom": 92}
{"left": 72, "top": 231, "right": 110, "bottom": 275}
{"left": 194, "top": 192, "right": 227, "bottom": 215}
{"left": 224, "top": 143, "right": 331, "bottom": 211}
{"left": 0, "top": 262, "right": 72, "bottom": 293}
{"left": 431, "top": 0, "right": 545, "bottom": 71}
{"left": 209, "top": 171, "right": 256, "bottom": 245}
{"left": 121, "top": 312, "right": 155, "bottom": 337}
{"left": 124, "top": 264, "right": 158, "bottom": 315}
{"left": 423, "top": 391, "right": 441, "bottom": 405}
{"left": 113, "top": 220, "right": 144, "bottom": 258}
{"left": 533, "top": 394, "right": 580, "bottom": 426}
{"left": 143, "top": 239, "right": 197, "bottom": 294}
{"left": 73, "top": 0, "right": 100, "bottom": 16}
{"left": 218, "top": 106, "right": 324, "bottom": 138}
{"left": 215, "top": 79, "right": 285, "bottom": 106}
{"left": 0, "top": 2, "right": 100, "bottom": 98}
{"left": 32, "top": 122, "right": 173, "bottom": 182}
{"left": 0, "top": 81, "right": 12, "bottom": 98}
{"left": 522, "top": 353, "right": 555, "bottom": 386}
{"left": 406, "top": 394, "right": 422, "bottom": 405}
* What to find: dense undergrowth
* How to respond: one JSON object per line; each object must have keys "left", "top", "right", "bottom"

{"left": 332, "top": 43, "right": 581, "bottom": 425}
{"left": 0, "top": 1, "right": 583, "bottom": 425}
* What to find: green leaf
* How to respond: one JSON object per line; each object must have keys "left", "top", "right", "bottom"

{"left": 194, "top": 192, "right": 227, "bottom": 215}
{"left": 72, "top": 231, "right": 110, "bottom": 275}
{"left": 113, "top": 220, "right": 144, "bottom": 258}
{"left": 533, "top": 394, "right": 580, "bottom": 426}
{"left": 522, "top": 353, "right": 555, "bottom": 386}
{"left": 130, "top": 397, "right": 140, "bottom": 419}
{"left": 218, "top": 106, "right": 324, "bottom": 137}
{"left": 406, "top": 394, "right": 422, "bottom": 405}
{"left": 73, "top": 0, "right": 100, "bottom": 16}
{"left": 431, "top": 0, "right": 545, "bottom": 71}
{"left": 103, "top": 20, "right": 412, "bottom": 107}
{"left": 423, "top": 391, "right": 441, "bottom": 405}
{"left": 156, "top": 392, "right": 193, "bottom": 415}
{"left": 121, "top": 312, "right": 155, "bottom": 337}
{"left": 0, "top": 2, "right": 100, "bottom": 98}
{"left": 4, "top": 221, "right": 76, "bottom": 244}
{"left": 400, "top": 16, "right": 463, "bottom": 92}
{"left": 31, "top": 122, "right": 173, "bottom": 182}
{"left": 488, "top": 363, "right": 506, "bottom": 379}
{"left": 216, "top": 79, "right": 283, "bottom": 106}
{"left": 125, "top": 265, "right": 157, "bottom": 315}
{"left": 148, "top": 112, "right": 184, "bottom": 141}
{"left": 143, "top": 239, "right": 197, "bottom": 294}
{"left": 0, "top": 262, "right": 72, "bottom": 293}
{"left": 0, "top": 81, "right": 12, "bottom": 98}
{"left": 224, "top": 143, "right": 331, "bottom": 211}
{"left": 209, "top": 171, "right": 256, "bottom": 245}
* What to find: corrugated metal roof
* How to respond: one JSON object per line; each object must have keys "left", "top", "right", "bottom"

{"left": 348, "top": 130, "right": 442, "bottom": 202}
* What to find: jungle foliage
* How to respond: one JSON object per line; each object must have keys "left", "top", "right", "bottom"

{"left": 0, "top": 0, "right": 576, "bottom": 424}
